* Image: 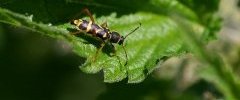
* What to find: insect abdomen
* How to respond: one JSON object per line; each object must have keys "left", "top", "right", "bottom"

{"left": 78, "top": 20, "right": 108, "bottom": 40}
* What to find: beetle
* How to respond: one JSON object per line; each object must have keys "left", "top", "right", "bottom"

{"left": 70, "top": 8, "right": 141, "bottom": 65}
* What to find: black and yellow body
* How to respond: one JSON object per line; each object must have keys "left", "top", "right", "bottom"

{"left": 71, "top": 19, "right": 124, "bottom": 45}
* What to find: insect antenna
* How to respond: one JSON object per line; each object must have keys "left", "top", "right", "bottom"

{"left": 124, "top": 23, "right": 142, "bottom": 39}
{"left": 122, "top": 23, "right": 141, "bottom": 66}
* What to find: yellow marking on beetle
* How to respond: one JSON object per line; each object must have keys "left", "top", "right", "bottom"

{"left": 103, "top": 33, "right": 107, "bottom": 38}
{"left": 86, "top": 21, "right": 92, "bottom": 32}
{"left": 109, "top": 34, "right": 112, "bottom": 39}
{"left": 95, "top": 29, "right": 102, "bottom": 33}
{"left": 74, "top": 19, "right": 82, "bottom": 27}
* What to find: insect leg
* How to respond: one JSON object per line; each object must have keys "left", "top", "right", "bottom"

{"left": 109, "top": 44, "right": 122, "bottom": 67}
{"left": 71, "top": 8, "right": 95, "bottom": 23}
{"left": 110, "top": 43, "right": 128, "bottom": 66}
{"left": 81, "top": 8, "right": 95, "bottom": 23}
{"left": 109, "top": 43, "right": 116, "bottom": 56}
{"left": 70, "top": 29, "right": 84, "bottom": 35}
{"left": 100, "top": 21, "right": 108, "bottom": 28}
{"left": 92, "top": 41, "right": 106, "bottom": 62}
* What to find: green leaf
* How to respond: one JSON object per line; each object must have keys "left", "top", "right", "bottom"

{"left": 0, "top": 0, "right": 219, "bottom": 83}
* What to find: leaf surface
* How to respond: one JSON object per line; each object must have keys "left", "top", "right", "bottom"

{"left": 0, "top": 0, "right": 219, "bottom": 83}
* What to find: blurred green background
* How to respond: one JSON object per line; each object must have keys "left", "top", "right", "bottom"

{"left": 1, "top": 0, "right": 240, "bottom": 100}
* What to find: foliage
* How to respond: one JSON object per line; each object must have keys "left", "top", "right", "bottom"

{"left": 1, "top": 0, "right": 240, "bottom": 100}
{"left": 0, "top": 0, "right": 198, "bottom": 83}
